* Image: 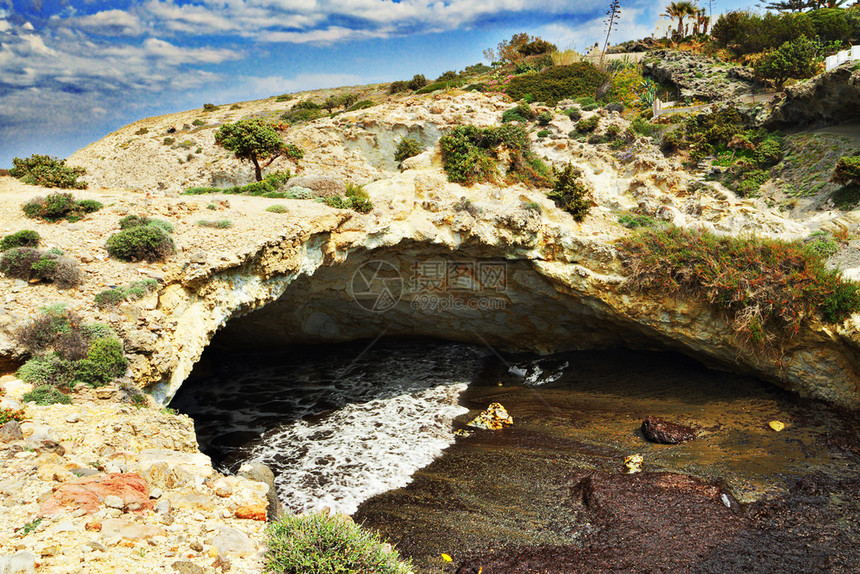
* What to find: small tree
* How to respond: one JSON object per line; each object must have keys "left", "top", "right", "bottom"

{"left": 10, "top": 155, "right": 87, "bottom": 189}
{"left": 547, "top": 164, "right": 592, "bottom": 221}
{"left": 754, "top": 35, "right": 815, "bottom": 87}
{"left": 215, "top": 119, "right": 291, "bottom": 181}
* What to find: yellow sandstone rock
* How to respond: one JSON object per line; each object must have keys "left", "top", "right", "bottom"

{"left": 466, "top": 403, "right": 513, "bottom": 430}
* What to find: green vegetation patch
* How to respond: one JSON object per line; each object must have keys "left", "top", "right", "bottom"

{"left": 0, "top": 247, "right": 82, "bottom": 287}
{"left": 0, "top": 230, "right": 40, "bottom": 251}
{"left": 183, "top": 172, "right": 292, "bottom": 197}
{"left": 619, "top": 226, "right": 860, "bottom": 349}
{"left": 547, "top": 164, "right": 592, "bottom": 221}
{"left": 10, "top": 155, "right": 88, "bottom": 189}
{"left": 317, "top": 183, "right": 373, "bottom": 214}
{"left": 505, "top": 63, "right": 609, "bottom": 105}
{"left": 394, "top": 138, "right": 423, "bottom": 166}
{"left": 774, "top": 133, "right": 857, "bottom": 200}
{"left": 264, "top": 512, "right": 412, "bottom": 574}
{"left": 106, "top": 226, "right": 174, "bottom": 262}
{"left": 22, "top": 385, "right": 72, "bottom": 406}
{"left": 439, "top": 124, "right": 551, "bottom": 187}
{"left": 15, "top": 305, "right": 127, "bottom": 392}
{"left": 22, "top": 192, "right": 102, "bottom": 222}
{"left": 94, "top": 279, "right": 158, "bottom": 308}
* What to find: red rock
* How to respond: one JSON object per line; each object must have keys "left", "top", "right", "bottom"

{"left": 234, "top": 504, "right": 266, "bottom": 521}
{"left": 39, "top": 473, "right": 153, "bottom": 516}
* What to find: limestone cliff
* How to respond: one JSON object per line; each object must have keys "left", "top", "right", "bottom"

{"left": 3, "top": 91, "right": 860, "bottom": 408}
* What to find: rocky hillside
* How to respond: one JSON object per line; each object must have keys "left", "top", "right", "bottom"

{"left": 3, "top": 81, "right": 860, "bottom": 572}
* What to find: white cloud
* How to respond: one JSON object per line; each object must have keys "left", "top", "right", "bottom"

{"left": 142, "top": 37, "right": 240, "bottom": 64}
{"left": 71, "top": 9, "right": 143, "bottom": 36}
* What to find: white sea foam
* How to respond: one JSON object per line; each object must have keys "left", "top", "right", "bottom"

{"left": 248, "top": 383, "right": 468, "bottom": 515}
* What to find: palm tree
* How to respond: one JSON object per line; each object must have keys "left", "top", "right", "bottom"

{"left": 662, "top": 1, "right": 698, "bottom": 38}
{"left": 693, "top": 9, "right": 710, "bottom": 36}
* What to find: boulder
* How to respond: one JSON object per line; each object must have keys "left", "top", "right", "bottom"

{"left": 641, "top": 417, "right": 697, "bottom": 445}
{"left": 238, "top": 462, "right": 283, "bottom": 521}
{"left": 0, "top": 550, "right": 36, "bottom": 574}
{"left": 205, "top": 525, "right": 253, "bottom": 556}
{"left": 39, "top": 473, "right": 152, "bottom": 516}
{"left": 0, "top": 420, "right": 23, "bottom": 443}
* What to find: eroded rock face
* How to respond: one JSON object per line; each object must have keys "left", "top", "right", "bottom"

{"left": 6, "top": 90, "right": 859, "bottom": 408}
{"left": 766, "top": 64, "right": 860, "bottom": 128}
{"left": 642, "top": 50, "right": 761, "bottom": 101}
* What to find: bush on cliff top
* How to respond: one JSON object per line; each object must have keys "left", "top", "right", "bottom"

{"left": 10, "top": 155, "right": 87, "bottom": 189}
{"left": 106, "top": 226, "right": 174, "bottom": 262}
{"left": 439, "top": 123, "right": 551, "bottom": 187}
{"left": 505, "top": 63, "right": 609, "bottom": 105}
{"left": 618, "top": 225, "right": 860, "bottom": 350}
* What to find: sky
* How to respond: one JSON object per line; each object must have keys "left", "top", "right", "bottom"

{"left": 0, "top": 0, "right": 755, "bottom": 167}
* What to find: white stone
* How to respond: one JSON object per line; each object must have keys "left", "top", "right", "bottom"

{"left": 0, "top": 550, "right": 36, "bottom": 574}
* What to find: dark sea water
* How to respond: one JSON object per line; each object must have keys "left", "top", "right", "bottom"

{"left": 171, "top": 339, "right": 860, "bottom": 573}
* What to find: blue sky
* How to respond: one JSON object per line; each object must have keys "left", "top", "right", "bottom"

{"left": 0, "top": 0, "right": 753, "bottom": 167}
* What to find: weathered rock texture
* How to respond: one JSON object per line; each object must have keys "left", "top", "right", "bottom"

{"left": 642, "top": 50, "right": 761, "bottom": 101}
{"left": 766, "top": 63, "right": 860, "bottom": 128}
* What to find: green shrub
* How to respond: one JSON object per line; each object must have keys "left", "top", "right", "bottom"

{"left": 197, "top": 219, "right": 233, "bottom": 229}
{"left": 275, "top": 94, "right": 293, "bottom": 102}
{"left": 0, "top": 230, "right": 40, "bottom": 251}
{"left": 202, "top": 103, "right": 218, "bottom": 111}
{"left": 183, "top": 174, "right": 295, "bottom": 197}
{"left": 345, "top": 100, "right": 374, "bottom": 112}
{"left": 502, "top": 102, "right": 534, "bottom": 123}
{"left": 804, "top": 231, "right": 839, "bottom": 259}
{"left": 264, "top": 512, "right": 412, "bottom": 574}
{"left": 547, "top": 164, "right": 591, "bottom": 221}
{"left": 281, "top": 108, "right": 326, "bottom": 124}
{"left": 106, "top": 226, "right": 174, "bottom": 262}
{"left": 439, "top": 124, "right": 551, "bottom": 187}
{"left": 604, "top": 102, "right": 625, "bottom": 113}
{"left": 266, "top": 205, "right": 288, "bottom": 214}
{"left": 537, "top": 111, "right": 553, "bottom": 126}
{"left": 163, "top": 137, "right": 175, "bottom": 146}
{"left": 631, "top": 118, "right": 658, "bottom": 137}
{"left": 754, "top": 36, "right": 816, "bottom": 87}
{"left": 406, "top": 74, "right": 428, "bottom": 90}
{"left": 345, "top": 183, "right": 373, "bottom": 213}
{"left": 74, "top": 338, "right": 128, "bottom": 387}
{"left": 0, "top": 247, "right": 82, "bottom": 287}
{"left": 394, "top": 138, "right": 423, "bottom": 166}
{"left": 22, "top": 385, "right": 72, "bottom": 405}
{"left": 388, "top": 81, "right": 410, "bottom": 94}
{"left": 564, "top": 109, "right": 582, "bottom": 122}
{"left": 120, "top": 215, "right": 174, "bottom": 234}
{"left": 292, "top": 100, "right": 320, "bottom": 110}
{"left": 618, "top": 225, "right": 860, "bottom": 348}
{"left": 192, "top": 119, "right": 205, "bottom": 126}
{"left": 14, "top": 304, "right": 76, "bottom": 354}
{"left": 581, "top": 103, "right": 599, "bottom": 111}
{"left": 94, "top": 288, "right": 127, "bottom": 307}
{"left": 737, "top": 169, "right": 770, "bottom": 197}
{"left": 505, "top": 63, "right": 608, "bottom": 105}
{"left": 833, "top": 156, "right": 860, "bottom": 186}
{"left": 230, "top": 104, "right": 242, "bottom": 110}
{"left": 576, "top": 115, "right": 599, "bottom": 133}
{"left": 10, "top": 155, "right": 87, "bottom": 189}
{"left": 95, "top": 279, "right": 158, "bottom": 308}
{"left": 17, "top": 355, "right": 75, "bottom": 390}
{"left": 618, "top": 213, "right": 658, "bottom": 229}
{"left": 574, "top": 97, "right": 597, "bottom": 106}
{"left": 134, "top": 127, "right": 149, "bottom": 135}
{"left": 22, "top": 192, "right": 102, "bottom": 222}
{"left": 537, "top": 129, "right": 551, "bottom": 138}
{"left": 414, "top": 79, "right": 466, "bottom": 94}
